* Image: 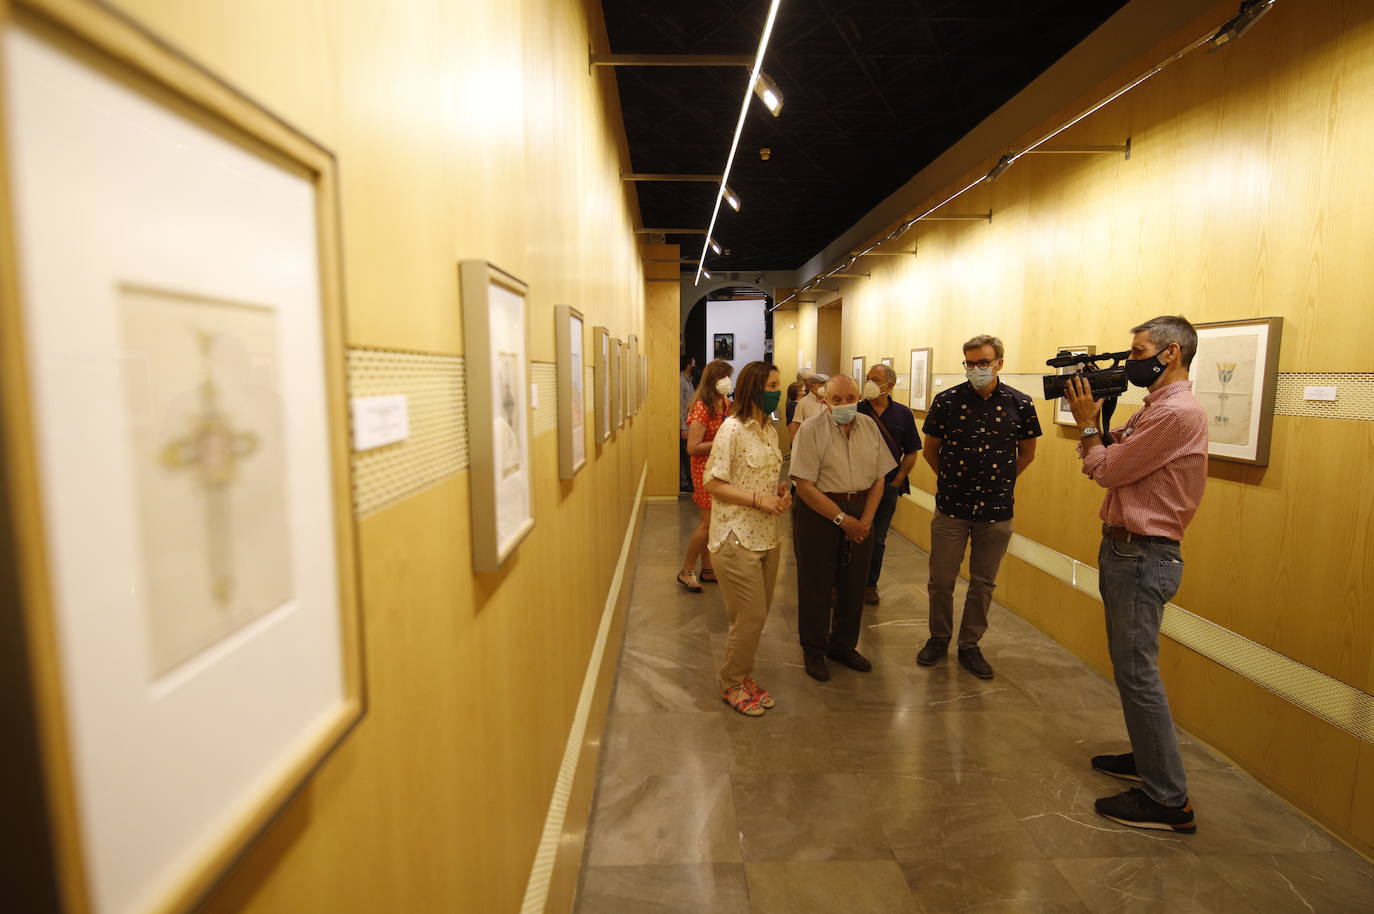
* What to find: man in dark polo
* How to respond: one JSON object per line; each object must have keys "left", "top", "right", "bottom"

{"left": 790, "top": 374, "right": 896, "bottom": 682}
{"left": 916, "top": 334, "right": 1040, "bottom": 679}
{"left": 857, "top": 363, "right": 921, "bottom": 605}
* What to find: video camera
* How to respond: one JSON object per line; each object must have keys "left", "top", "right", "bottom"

{"left": 1041, "top": 350, "right": 1132, "bottom": 401}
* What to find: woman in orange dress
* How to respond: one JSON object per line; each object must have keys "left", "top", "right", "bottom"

{"left": 678, "top": 359, "right": 733, "bottom": 591}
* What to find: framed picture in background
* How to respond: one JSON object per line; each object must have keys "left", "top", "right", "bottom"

{"left": 713, "top": 332, "right": 734, "bottom": 361}
{"left": 593, "top": 326, "right": 610, "bottom": 442}
{"left": 461, "top": 261, "right": 534, "bottom": 570}
{"left": 880, "top": 356, "right": 894, "bottom": 367}
{"left": 610, "top": 336, "right": 623, "bottom": 430}
{"left": 908, "top": 348, "right": 933, "bottom": 412}
{"left": 628, "top": 334, "right": 640, "bottom": 414}
{"left": 852, "top": 356, "right": 865, "bottom": 381}
{"left": 1193, "top": 317, "right": 1283, "bottom": 465}
{"left": 1053, "top": 345, "right": 1095, "bottom": 426}
{"left": 555, "top": 305, "right": 586, "bottom": 478}
{"left": 0, "top": 5, "right": 364, "bottom": 912}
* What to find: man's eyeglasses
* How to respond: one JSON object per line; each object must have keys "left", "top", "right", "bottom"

{"left": 961, "top": 359, "right": 1000, "bottom": 370}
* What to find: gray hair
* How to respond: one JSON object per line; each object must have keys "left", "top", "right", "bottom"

{"left": 805, "top": 372, "right": 830, "bottom": 386}
{"left": 962, "top": 334, "right": 1004, "bottom": 360}
{"left": 871, "top": 363, "right": 897, "bottom": 387}
{"left": 1131, "top": 315, "right": 1198, "bottom": 368}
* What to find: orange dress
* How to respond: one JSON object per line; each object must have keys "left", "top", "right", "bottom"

{"left": 688, "top": 397, "right": 728, "bottom": 509}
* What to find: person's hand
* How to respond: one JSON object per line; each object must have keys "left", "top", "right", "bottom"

{"left": 680, "top": 429, "right": 689, "bottom": 440}
{"left": 887, "top": 478, "right": 902, "bottom": 489}
{"left": 841, "top": 516, "right": 867, "bottom": 543}
{"left": 758, "top": 494, "right": 787, "bottom": 515}
{"left": 1066, "top": 376, "right": 1103, "bottom": 428}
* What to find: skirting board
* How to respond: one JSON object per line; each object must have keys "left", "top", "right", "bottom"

{"left": 519, "top": 462, "right": 647, "bottom": 913}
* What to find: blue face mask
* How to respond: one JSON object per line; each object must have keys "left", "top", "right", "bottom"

{"left": 831, "top": 403, "right": 858, "bottom": 425}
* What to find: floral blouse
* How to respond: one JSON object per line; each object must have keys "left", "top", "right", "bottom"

{"left": 702, "top": 416, "right": 784, "bottom": 552}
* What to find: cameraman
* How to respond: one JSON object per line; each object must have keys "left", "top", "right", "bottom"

{"left": 1065, "top": 315, "right": 1207, "bottom": 835}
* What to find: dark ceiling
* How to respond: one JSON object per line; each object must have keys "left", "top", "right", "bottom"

{"left": 601, "top": 0, "right": 1129, "bottom": 272}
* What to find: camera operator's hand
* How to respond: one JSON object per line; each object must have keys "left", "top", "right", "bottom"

{"left": 1066, "top": 375, "right": 1103, "bottom": 429}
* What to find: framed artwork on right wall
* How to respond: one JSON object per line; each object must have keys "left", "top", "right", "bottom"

{"left": 851, "top": 356, "right": 865, "bottom": 381}
{"left": 1192, "top": 316, "right": 1283, "bottom": 466}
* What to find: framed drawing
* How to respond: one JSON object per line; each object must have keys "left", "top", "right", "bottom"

{"left": 628, "top": 334, "right": 640, "bottom": 414}
{"left": 620, "top": 339, "right": 631, "bottom": 420}
{"left": 852, "top": 356, "right": 866, "bottom": 381}
{"left": 461, "top": 261, "right": 534, "bottom": 571}
{"left": 1193, "top": 317, "right": 1282, "bottom": 465}
{"left": 610, "top": 336, "right": 623, "bottom": 430}
{"left": 713, "top": 333, "right": 734, "bottom": 360}
{"left": 593, "top": 326, "right": 611, "bottom": 442}
{"left": 555, "top": 305, "right": 586, "bottom": 478}
{"left": 0, "top": 4, "right": 364, "bottom": 912}
{"left": 909, "top": 348, "right": 933, "bottom": 412}
{"left": 1053, "top": 345, "right": 1095, "bottom": 426}
{"left": 880, "top": 356, "right": 894, "bottom": 367}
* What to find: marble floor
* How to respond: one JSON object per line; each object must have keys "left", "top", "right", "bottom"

{"left": 573, "top": 501, "right": 1374, "bottom": 913}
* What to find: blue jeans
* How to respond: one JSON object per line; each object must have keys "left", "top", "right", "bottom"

{"left": 866, "top": 485, "right": 901, "bottom": 587}
{"left": 1098, "top": 536, "right": 1188, "bottom": 807}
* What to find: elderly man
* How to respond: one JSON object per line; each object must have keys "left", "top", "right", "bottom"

{"left": 858, "top": 363, "right": 921, "bottom": 605}
{"left": 789, "top": 374, "right": 896, "bottom": 681}
{"left": 787, "top": 371, "right": 830, "bottom": 439}
{"left": 679, "top": 354, "right": 697, "bottom": 493}
{"left": 917, "top": 334, "right": 1040, "bottom": 680}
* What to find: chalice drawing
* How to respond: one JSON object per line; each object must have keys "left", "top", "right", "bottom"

{"left": 1215, "top": 361, "right": 1236, "bottom": 425}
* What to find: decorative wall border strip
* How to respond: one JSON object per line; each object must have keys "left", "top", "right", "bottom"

{"left": 346, "top": 349, "right": 467, "bottom": 518}
{"left": 902, "top": 488, "right": 1374, "bottom": 744}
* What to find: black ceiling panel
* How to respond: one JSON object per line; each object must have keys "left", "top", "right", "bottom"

{"left": 603, "top": 0, "right": 1129, "bottom": 272}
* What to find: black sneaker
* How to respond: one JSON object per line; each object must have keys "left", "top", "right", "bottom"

{"left": 1092, "top": 752, "right": 1143, "bottom": 783}
{"left": 916, "top": 637, "right": 949, "bottom": 666}
{"left": 827, "top": 648, "right": 872, "bottom": 672}
{"left": 804, "top": 652, "right": 830, "bottom": 682}
{"left": 957, "top": 646, "right": 994, "bottom": 680}
{"left": 1095, "top": 787, "right": 1196, "bottom": 834}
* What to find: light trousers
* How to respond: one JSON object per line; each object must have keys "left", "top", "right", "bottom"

{"left": 713, "top": 532, "right": 781, "bottom": 690}
{"left": 927, "top": 511, "right": 1013, "bottom": 648}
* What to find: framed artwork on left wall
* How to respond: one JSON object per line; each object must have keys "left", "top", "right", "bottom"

{"left": 0, "top": 3, "right": 364, "bottom": 912}
{"left": 593, "top": 325, "right": 611, "bottom": 442}
{"left": 555, "top": 305, "right": 586, "bottom": 478}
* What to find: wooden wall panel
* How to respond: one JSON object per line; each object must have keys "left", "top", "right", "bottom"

{"left": 644, "top": 244, "right": 682, "bottom": 496}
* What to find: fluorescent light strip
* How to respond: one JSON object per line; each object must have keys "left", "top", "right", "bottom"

{"left": 768, "top": 9, "right": 1252, "bottom": 313}
{"left": 694, "top": 0, "right": 782, "bottom": 286}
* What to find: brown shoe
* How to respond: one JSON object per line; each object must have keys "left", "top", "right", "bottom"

{"left": 863, "top": 586, "right": 879, "bottom": 605}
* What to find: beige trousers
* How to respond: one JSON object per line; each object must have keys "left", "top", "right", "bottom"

{"left": 713, "top": 532, "right": 781, "bottom": 690}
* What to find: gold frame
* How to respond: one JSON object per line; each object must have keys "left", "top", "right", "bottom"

{"left": 1193, "top": 316, "right": 1283, "bottom": 466}
{"left": 0, "top": 1, "right": 365, "bottom": 910}
{"left": 592, "top": 325, "right": 611, "bottom": 443}
{"left": 555, "top": 305, "right": 587, "bottom": 479}
{"left": 908, "top": 347, "right": 933, "bottom": 413}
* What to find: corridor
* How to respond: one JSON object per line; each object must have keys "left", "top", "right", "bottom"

{"left": 574, "top": 501, "right": 1374, "bottom": 913}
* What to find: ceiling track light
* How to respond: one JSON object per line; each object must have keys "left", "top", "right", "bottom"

{"left": 695, "top": 0, "right": 782, "bottom": 287}
{"left": 709, "top": 236, "right": 723, "bottom": 255}
{"left": 770, "top": 4, "right": 1268, "bottom": 313}
{"left": 752, "top": 71, "right": 784, "bottom": 117}
{"left": 722, "top": 185, "right": 741, "bottom": 211}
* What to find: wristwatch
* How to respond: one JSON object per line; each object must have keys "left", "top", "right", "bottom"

{"left": 832, "top": 512, "right": 845, "bottom": 525}
{"left": 1080, "top": 426, "right": 1100, "bottom": 439}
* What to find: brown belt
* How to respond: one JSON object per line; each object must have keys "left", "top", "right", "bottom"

{"left": 823, "top": 491, "right": 864, "bottom": 502}
{"left": 1102, "top": 523, "right": 1178, "bottom": 546}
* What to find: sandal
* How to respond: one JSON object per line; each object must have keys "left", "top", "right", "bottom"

{"left": 676, "top": 570, "right": 703, "bottom": 593}
{"left": 699, "top": 569, "right": 718, "bottom": 584}
{"left": 742, "top": 676, "right": 775, "bottom": 709}
{"left": 722, "top": 683, "right": 765, "bottom": 717}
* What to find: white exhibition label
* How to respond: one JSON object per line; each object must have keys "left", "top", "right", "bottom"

{"left": 1303, "top": 386, "right": 1338, "bottom": 402}
{"left": 351, "top": 394, "right": 409, "bottom": 450}
{"left": 531, "top": 382, "right": 540, "bottom": 409}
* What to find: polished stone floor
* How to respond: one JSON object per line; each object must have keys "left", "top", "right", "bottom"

{"left": 574, "top": 501, "right": 1374, "bottom": 913}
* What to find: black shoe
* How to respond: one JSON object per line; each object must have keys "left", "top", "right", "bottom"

{"left": 827, "top": 649, "right": 872, "bottom": 673}
{"left": 957, "top": 646, "right": 994, "bottom": 679}
{"left": 916, "top": 637, "right": 949, "bottom": 666}
{"left": 804, "top": 652, "right": 830, "bottom": 682}
{"left": 1095, "top": 787, "right": 1196, "bottom": 834}
{"left": 1092, "top": 752, "right": 1143, "bottom": 783}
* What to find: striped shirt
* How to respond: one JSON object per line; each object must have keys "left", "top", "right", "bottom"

{"left": 1078, "top": 380, "right": 1208, "bottom": 541}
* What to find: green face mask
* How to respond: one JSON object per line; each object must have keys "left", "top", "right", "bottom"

{"left": 758, "top": 389, "right": 782, "bottom": 413}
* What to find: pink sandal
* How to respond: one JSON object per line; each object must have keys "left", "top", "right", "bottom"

{"left": 722, "top": 683, "right": 765, "bottom": 717}
{"left": 742, "top": 676, "right": 775, "bottom": 709}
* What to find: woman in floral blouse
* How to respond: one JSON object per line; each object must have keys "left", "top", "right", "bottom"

{"left": 703, "top": 361, "right": 791, "bottom": 716}
{"left": 678, "top": 359, "right": 734, "bottom": 592}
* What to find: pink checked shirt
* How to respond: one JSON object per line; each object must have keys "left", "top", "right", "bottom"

{"left": 1078, "top": 380, "right": 1208, "bottom": 541}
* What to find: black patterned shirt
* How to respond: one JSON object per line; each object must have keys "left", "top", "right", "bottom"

{"left": 922, "top": 380, "right": 1042, "bottom": 522}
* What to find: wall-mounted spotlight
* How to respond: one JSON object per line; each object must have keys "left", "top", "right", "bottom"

{"left": 722, "top": 185, "right": 741, "bottom": 211}
{"left": 709, "top": 236, "right": 723, "bottom": 255}
{"left": 752, "top": 72, "right": 783, "bottom": 116}
{"left": 1206, "top": 0, "right": 1276, "bottom": 53}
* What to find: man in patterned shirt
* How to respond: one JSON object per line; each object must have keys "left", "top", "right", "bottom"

{"left": 1067, "top": 315, "right": 1207, "bottom": 835}
{"left": 917, "top": 334, "right": 1041, "bottom": 679}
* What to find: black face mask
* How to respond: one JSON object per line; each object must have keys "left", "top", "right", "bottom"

{"left": 1125, "top": 350, "right": 1167, "bottom": 387}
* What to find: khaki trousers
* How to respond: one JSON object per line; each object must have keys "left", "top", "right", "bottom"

{"left": 927, "top": 511, "right": 1013, "bottom": 648}
{"left": 713, "top": 532, "right": 781, "bottom": 690}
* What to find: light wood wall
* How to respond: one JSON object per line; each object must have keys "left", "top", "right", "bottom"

{"left": 816, "top": 304, "right": 844, "bottom": 376}
{"left": 840, "top": 0, "right": 1374, "bottom": 857}
{"left": 645, "top": 244, "right": 683, "bottom": 497}
{"left": 77, "top": 0, "right": 657, "bottom": 910}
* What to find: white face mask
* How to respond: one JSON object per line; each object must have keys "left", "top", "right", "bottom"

{"left": 862, "top": 379, "right": 882, "bottom": 400}
{"left": 830, "top": 403, "right": 858, "bottom": 425}
{"left": 966, "top": 366, "right": 996, "bottom": 388}
{"left": 715, "top": 377, "right": 732, "bottom": 395}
